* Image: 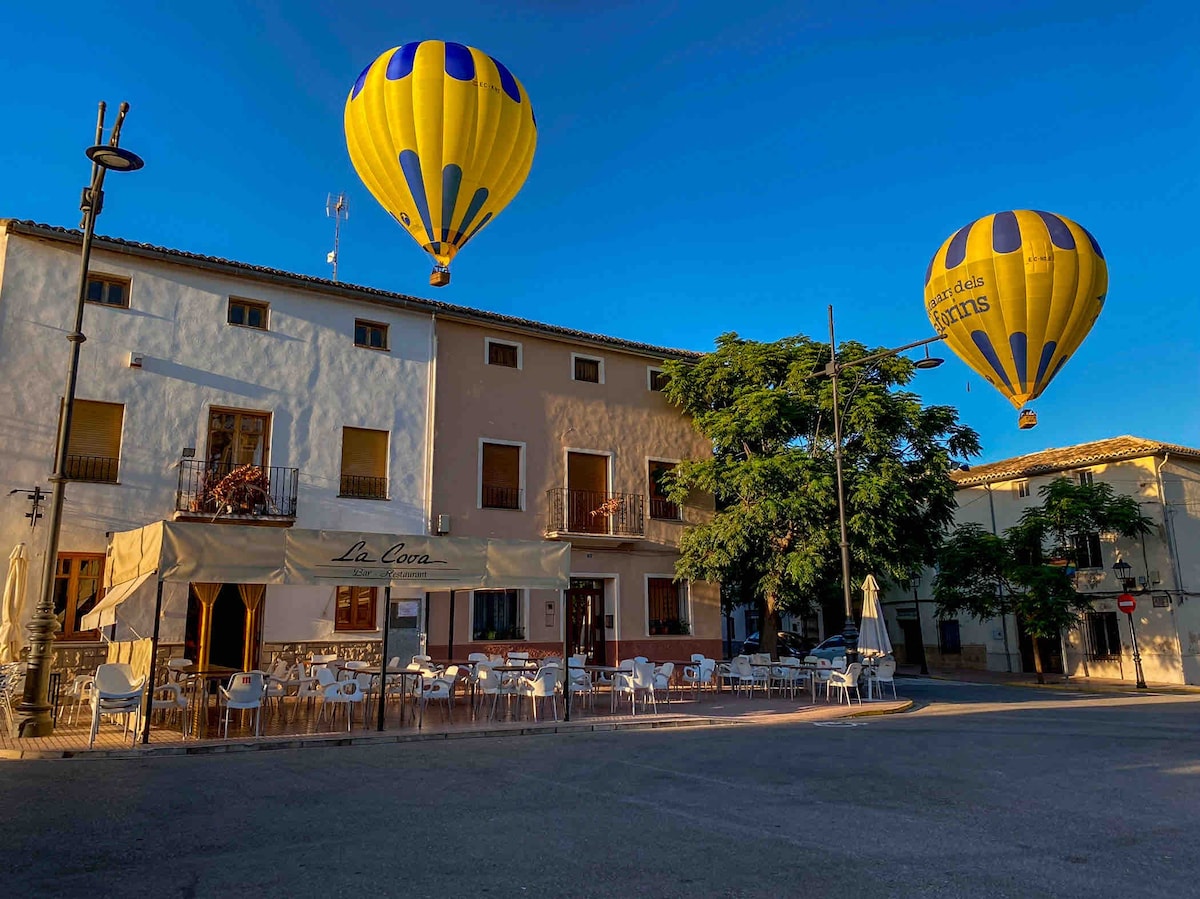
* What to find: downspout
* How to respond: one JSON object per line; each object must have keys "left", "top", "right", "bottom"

{"left": 985, "top": 483, "right": 1013, "bottom": 672}
{"left": 425, "top": 314, "right": 438, "bottom": 536}
{"left": 1155, "top": 453, "right": 1184, "bottom": 596}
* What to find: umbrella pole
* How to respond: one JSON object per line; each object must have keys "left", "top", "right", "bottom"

{"left": 141, "top": 578, "right": 164, "bottom": 745}
{"left": 376, "top": 586, "right": 391, "bottom": 732}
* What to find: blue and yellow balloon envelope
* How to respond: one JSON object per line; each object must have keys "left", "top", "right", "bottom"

{"left": 345, "top": 41, "right": 537, "bottom": 286}
{"left": 924, "top": 210, "right": 1107, "bottom": 424}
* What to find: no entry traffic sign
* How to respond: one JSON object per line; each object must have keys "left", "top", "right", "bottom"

{"left": 1117, "top": 593, "right": 1137, "bottom": 614}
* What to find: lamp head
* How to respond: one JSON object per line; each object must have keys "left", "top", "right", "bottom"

{"left": 86, "top": 145, "right": 144, "bottom": 172}
{"left": 913, "top": 345, "right": 944, "bottom": 370}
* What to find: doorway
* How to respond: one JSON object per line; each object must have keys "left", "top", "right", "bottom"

{"left": 899, "top": 619, "right": 926, "bottom": 668}
{"left": 1017, "top": 619, "right": 1064, "bottom": 674}
{"left": 566, "top": 452, "right": 610, "bottom": 533}
{"left": 185, "top": 584, "right": 249, "bottom": 670}
{"left": 566, "top": 578, "right": 606, "bottom": 664}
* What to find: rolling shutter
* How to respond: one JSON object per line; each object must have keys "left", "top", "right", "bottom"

{"left": 68, "top": 401, "right": 123, "bottom": 459}
{"left": 341, "top": 427, "right": 388, "bottom": 478}
{"left": 482, "top": 443, "right": 520, "bottom": 490}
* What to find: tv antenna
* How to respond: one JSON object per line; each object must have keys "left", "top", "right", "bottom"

{"left": 326, "top": 192, "right": 349, "bottom": 281}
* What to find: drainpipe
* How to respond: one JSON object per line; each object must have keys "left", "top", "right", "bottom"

{"left": 984, "top": 483, "right": 1013, "bottom": 672}
{"left": 1155, "top": 453, "right": 1184, "bottom": 597}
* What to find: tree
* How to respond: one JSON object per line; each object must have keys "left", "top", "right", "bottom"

{"left": 933, "top": 478, "right": 1152, "bottom": 682}
{"left": 661, "top": 332, "right": 980, "bottom": 657}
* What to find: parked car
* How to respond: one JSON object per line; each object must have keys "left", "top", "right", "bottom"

{"left": 807, "top": 634, "right": 847, "bottom": 661}
{"left": 738, "top": 631, "right": 814, "bottom": 659}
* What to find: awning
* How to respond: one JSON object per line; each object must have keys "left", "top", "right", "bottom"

{"left": 82, "top": 571, "right": 155, "bottom": 630}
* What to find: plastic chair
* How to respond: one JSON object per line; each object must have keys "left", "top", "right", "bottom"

{"left": 150, "top": 682, "right": 190, "bottom": 736}
{"left": 871, "top": 658, "right": 898, "bottom": 699}
{"left": 520, "top": 667, "right": 561, "bottom": 722}
{"left": 682, "top": 658, "right": 715, "bottom": 699}
{"left": 315, "top": 668, "right": 364, "bottom": 731}
{"left": 828, "top": 663, "right": 863, "bottom": 705}
{"left": 652, "top": 662, "right": 674, "bottom": 704}
{"left": 66, "top": 674, "right": 96, "bottom": 725}
{"left": 219, "top": 671, "right": 265, "bottom": 737}
{"left": 88, "top": 663, "right": 146, "bottom": 748}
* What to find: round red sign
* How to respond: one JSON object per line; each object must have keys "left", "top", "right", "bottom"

{"left": 1117, "top": 594, "right": 1137, "bottom": 614}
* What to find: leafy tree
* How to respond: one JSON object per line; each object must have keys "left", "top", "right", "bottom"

{"left": 661, "top": 332, "right": 980, "bottom": 657}
{"left": 933, "top": 478, "right": 1152, "bottom": 682}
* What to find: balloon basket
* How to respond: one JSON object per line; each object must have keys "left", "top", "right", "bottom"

{"left": 429, "top": 268, "right": 450, "bottom": 287}
{"left": 1018, "top": 409, "right": 1038, "bottom": 430}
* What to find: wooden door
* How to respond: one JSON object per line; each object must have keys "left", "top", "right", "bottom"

{"left": 566, "top": 579, "right": 606, "bottom": 664}
{"left": 566, "top": 452, "right": 609, "bottom": 533}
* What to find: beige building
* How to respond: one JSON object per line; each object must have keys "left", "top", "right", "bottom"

{"left": 884, "top": 436, "right": 1200, "bottom": 685}
{"left": 425, "top": 319, "right": 721, "bottom": 664}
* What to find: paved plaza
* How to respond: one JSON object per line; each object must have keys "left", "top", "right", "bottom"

{"left": 3, "top": 679, "right": 1199, "bottom": 898}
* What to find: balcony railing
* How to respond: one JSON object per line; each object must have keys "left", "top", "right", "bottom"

{"left": 64, "top": 454, "right": 119, "bottom": 483}
{"left": 339, "top": 474, "right": 389, "bottom": 500}
{"left": 482, "top": 484, "right": 523, "bottom": 510}
{"left": 546, "top": 488, "right": 644, "bottom": 538}
{"left": 176, "top": 460, "right": 299, "bottom": 519}
{"left": 649, "top": 497, "right": 681, "bottom": 521}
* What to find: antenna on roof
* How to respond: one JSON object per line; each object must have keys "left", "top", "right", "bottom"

{"left": 326, "top": 192, "right": 349, "bottom": 281}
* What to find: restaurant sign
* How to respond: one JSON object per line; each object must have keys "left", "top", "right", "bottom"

{"left": 285, "top": 530, "right": 490, "bottom": 587}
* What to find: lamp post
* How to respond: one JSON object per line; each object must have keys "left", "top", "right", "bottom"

{"left": 823, "top": 306, "right": 945, "bottom": 665}
{"left": 1112, "top": 559, "right": 1147, "bottom": 690}
{"left": 910, "top": 574, "right": 930, "bottom": 676}
{"left": 15, "top": 102, "right": 143, "bottom": 738}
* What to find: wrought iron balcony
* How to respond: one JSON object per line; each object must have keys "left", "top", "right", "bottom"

{"left": 482, "top": 484, "right": 523, "bottom": 510}
{"left": 176, "top": 460, "right": 299, "bottom": 519}
{"left": 64, "top": 454, "right": 119, "bottom": 483}
{"left": 339, "top": 474, "right": 389, "bottom": 500}
{"left": 649, "top": 497, "right": 682, "bottom": 521}
{"left": 546, "top": 488, "right": 644, "bottom": 538}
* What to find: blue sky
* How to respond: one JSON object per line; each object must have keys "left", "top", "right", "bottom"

{"left": 2, "top": 0, "right": 1196, "bottom": 463}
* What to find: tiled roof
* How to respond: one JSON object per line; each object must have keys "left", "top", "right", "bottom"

{"left": 2, "top": 219, "right": 703, "bottom": 361}
{"left": 951, "top": 435, "right": 1200, "bottom": 486}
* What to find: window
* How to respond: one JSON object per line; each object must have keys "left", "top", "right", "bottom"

{"left": 228, "top": 298, "right": 269, "bottom": 330}
{"left": 65, "top": 400, "right": 123, "bottom": 483}
{"left": 335, "top": 586, "right": 377, "bottom": 631}
{"left": 354, "top": 319, "right": 389, "bottom": 350}
{"left": 1078, "top": 470, "right": 1095, "bottom": 487}
{"left": 85, "top": 274, "right": 129, "bottom": 308}
{"left": 480, "top": 441, "right": 523, "bottom": 510}
{"left": 648, "top": 460, "right": 681, "bottom": 520}
{"left": 648, "top": 367, "right": 670, "bottom": 392}
{"left": 53, "top": 553, "right": 104, "bottom": 640}
{"left": 207, "top": 409, "right": 268, "bottom": 468}
{"left": 1015, "top": 481, "right": 1030, "bottom": 498}
{"left": 340, "top": 427, "right": 388, "bottom": 498}
{"left": 647, "top": 577, "right": 689, "bottom": 635}
{"left": 572, "top": 353, "right": 603, "bottom": 383}
{"left": 472, "top": 589, "right": 524, "bottom": 640}
{"left": 937, "top": 619, "right": 961, "bottom": 654}
{"left": 1073, "top": 531, "right": 1104, "bottom": 570}
{"left": 1085, "top": 611, "right": 1122, "bottom": 661}
{"left": 486, "top": 338, "right": 521, "bottom": 369}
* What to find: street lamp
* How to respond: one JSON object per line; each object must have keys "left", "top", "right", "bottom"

{"left": 823, "top": 305, "right": 944, "bottom": 665}
{"left": 1112, "top": 559, "right": 1147, "bottom": 690}
{"left": 1112, "top": 558, "right": 1135, "bottom": 593}
{"left": 15, "top": 102, "right": 143, "bottom": 737}
{"left": 909, "top": 574, "right": 930, "bottom": 676}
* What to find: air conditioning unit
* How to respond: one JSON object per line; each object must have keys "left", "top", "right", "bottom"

{"left": 434, "top": 514, "right": 451, "bottom": 535}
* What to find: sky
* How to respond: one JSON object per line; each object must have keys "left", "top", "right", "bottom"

{"left": 1, "top": 0, "right": 1196, "bottom": 464}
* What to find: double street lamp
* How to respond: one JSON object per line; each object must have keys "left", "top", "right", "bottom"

{"left": 15, "top": 102, "right": 143, "bottom": 737}
{"left": 822, "top": 306, "right": 945, "bottom": 665}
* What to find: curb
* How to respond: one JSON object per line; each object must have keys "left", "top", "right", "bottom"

{"left": 1, "top": 701, "right": 914, "bottom": 762}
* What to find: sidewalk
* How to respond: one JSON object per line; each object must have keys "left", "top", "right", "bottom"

{"left": 898, "top": 664, "right": 1200, "bottom": 695}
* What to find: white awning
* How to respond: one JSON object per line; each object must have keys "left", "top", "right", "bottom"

{"left": 82, "top": 572, "right": 155, "bottom": 630}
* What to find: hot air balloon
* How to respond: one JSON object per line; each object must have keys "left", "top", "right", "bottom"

{"left": 344, "top": 41, "right": 537, "bottom": 287}
{"left": 924, "top": 210, "right": 1107, "bottom": 429}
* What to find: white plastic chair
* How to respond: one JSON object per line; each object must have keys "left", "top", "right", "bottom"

{"left": 150, "top": 681, "right": 190, "bottom": 736}
{"left": 682, "top": 658, "right": 715, "bottom": 699}
{"left": 567, "top": 662, "right": 594, "bottom": 709}
{"left": 421, "top": 675, "right": 455, "bottom": 721}
{"left": 66, "top": 674, "right": 95, "bottom": 725}
{"left": 315, "top": 668, "right": 364, "bottom": 731}
{"left": 828, "top": 663, "right": 863, "bottom": 705}
{"left": 88, "top": 663, "right": 146, "bottom": 748}
{"left": 219, "top": 671, "right": 265, "bottom": 737}
{"left": 520, "top": 667, "right": 561, "bottom": 722}
{"left": 652, "top": 662, "right": 674, "bottom": 704}
{"left": 610, "top": 659, "right": 637, "bottom": 712}
{"left": 871, "top": 658, "right": 898, "bottom": 699}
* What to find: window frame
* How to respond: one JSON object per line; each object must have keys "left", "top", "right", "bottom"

{"left": 227, "top": 297, "right": 270, "bottom": 331}
{"left": 478, "top": 438, "right": 526, "bottom": 511}
{"left": 354, "top": 319, "right": 390, "bottom": 351}
{"left": 647, "top": 367, "right": 670, "bottom": 392}
{"left": 84, "top": 273, "right": 131, "bottom": 309}
{"left": 53, "top": 552, "right": 105, "bottom": 641}
{"left": 485, "top": 337, "right": 522, "bottom": 370}
{"left": 339, "top": 426, "right": 390, "bottom": 500}
{"left": 334, "top": 586, "right": 379, "bottom": 631}
{"left": 1078, "top": 470, "right": 1095, "bottom": 487}
{"left": 1073, "top": 531, "right": 1104, "bottom": 570}
{"left": 937, "top": 619, "right": 962, "bottom": 655}
{"left": 1015, "top": 480, "right": 1031, "bottom": 498}
{"left": 644, "top": 574, "right": 691, "bottom": 636}
{"left": 570, "top": 352, "right": 604, "bottom": 384}
{"left": 470, "top": 588, "right": 527, "bottom": 641}
{"left": 1084, "top": 610, "right": 1123, "bottom": 661}
{"left": 647, "top": 457, "right": 682, "bottom": 521}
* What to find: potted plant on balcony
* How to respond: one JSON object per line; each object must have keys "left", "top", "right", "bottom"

{"left": 205, "top": 464, "right": 271, "bottom": 515}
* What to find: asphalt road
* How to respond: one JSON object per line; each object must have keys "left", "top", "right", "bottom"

{"left": 3, "top": 680, "right": 1199, "bottom": 898}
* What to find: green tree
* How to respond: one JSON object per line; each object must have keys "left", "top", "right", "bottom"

{"left": 661, "top": 332, "right": 980, "bottom": 657}
{"left": 934, "top": 478, "right": 1152, "bottom": 682}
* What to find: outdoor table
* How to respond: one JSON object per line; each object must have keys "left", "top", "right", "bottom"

{"left": 176, "top": 664, "right": 240, "bottom": 739}
{"left": 374, "top": 668, "right": 425, "bottom": 728}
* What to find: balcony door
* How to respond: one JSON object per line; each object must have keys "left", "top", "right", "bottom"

{"left": 566, "top": 451, "right": 610, "bottom": 533}
{"left": 207, "top": 409, "right": 270, "bottom": 470}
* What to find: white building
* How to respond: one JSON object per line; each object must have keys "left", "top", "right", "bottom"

{"left": 883, "top": 436, "right": 1200, "bottom": 685}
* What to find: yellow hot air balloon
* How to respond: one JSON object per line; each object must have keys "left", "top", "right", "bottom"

{"left": 344, "top": 41, "right": 537, "bottom": 287}
{"left": 924, "top": 210, "right": 1107, "bottom": 428}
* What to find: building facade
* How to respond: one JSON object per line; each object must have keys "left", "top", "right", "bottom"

{"left": 883, "top": 436, "right": 1200, "bottom": 685}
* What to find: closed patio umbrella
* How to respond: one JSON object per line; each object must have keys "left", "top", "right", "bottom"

{"left": 857, "top": 573, "right": 893, "bottom": 659}
{"left": 1, "top": 544, "right": 29, "bottom": 663}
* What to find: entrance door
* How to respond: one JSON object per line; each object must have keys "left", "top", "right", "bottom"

{"left": 566, "top": 578, "right": 606, "bottom": 664}
{"left": 185, "top": 584, "right": 248, "bottom": 670}
{"left": 1017, "top": 619, "right": 1064, "bottom": 674}
{"left": 566, "top": 452, "right": 609, "bottom": 533}
{"left": 899, "top": 620, "right": 926, "bottom": 668}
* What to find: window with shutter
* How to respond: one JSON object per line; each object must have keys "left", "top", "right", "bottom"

{"left": 66, "top": 401, "right": 123, "bottom": 482}
{"left": 648, "top": 460, "right": 681, "bottom": 520}
{"left": 648, "top": 368, "right": 670, "bottom": 391}
{"left": 340, "top": 427, "right": 389, "bottom": 498}
{"left": 572, "top": 354, "right": 603, "bottom": 383}
{"left": 486, "top": 339, "right": 520, "bottom": 368}
{"left": 647, "top": 577, "right": 688, "bottom": 635}
{"left": 481, "top": 442, "right": 522, "bottom": 509}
